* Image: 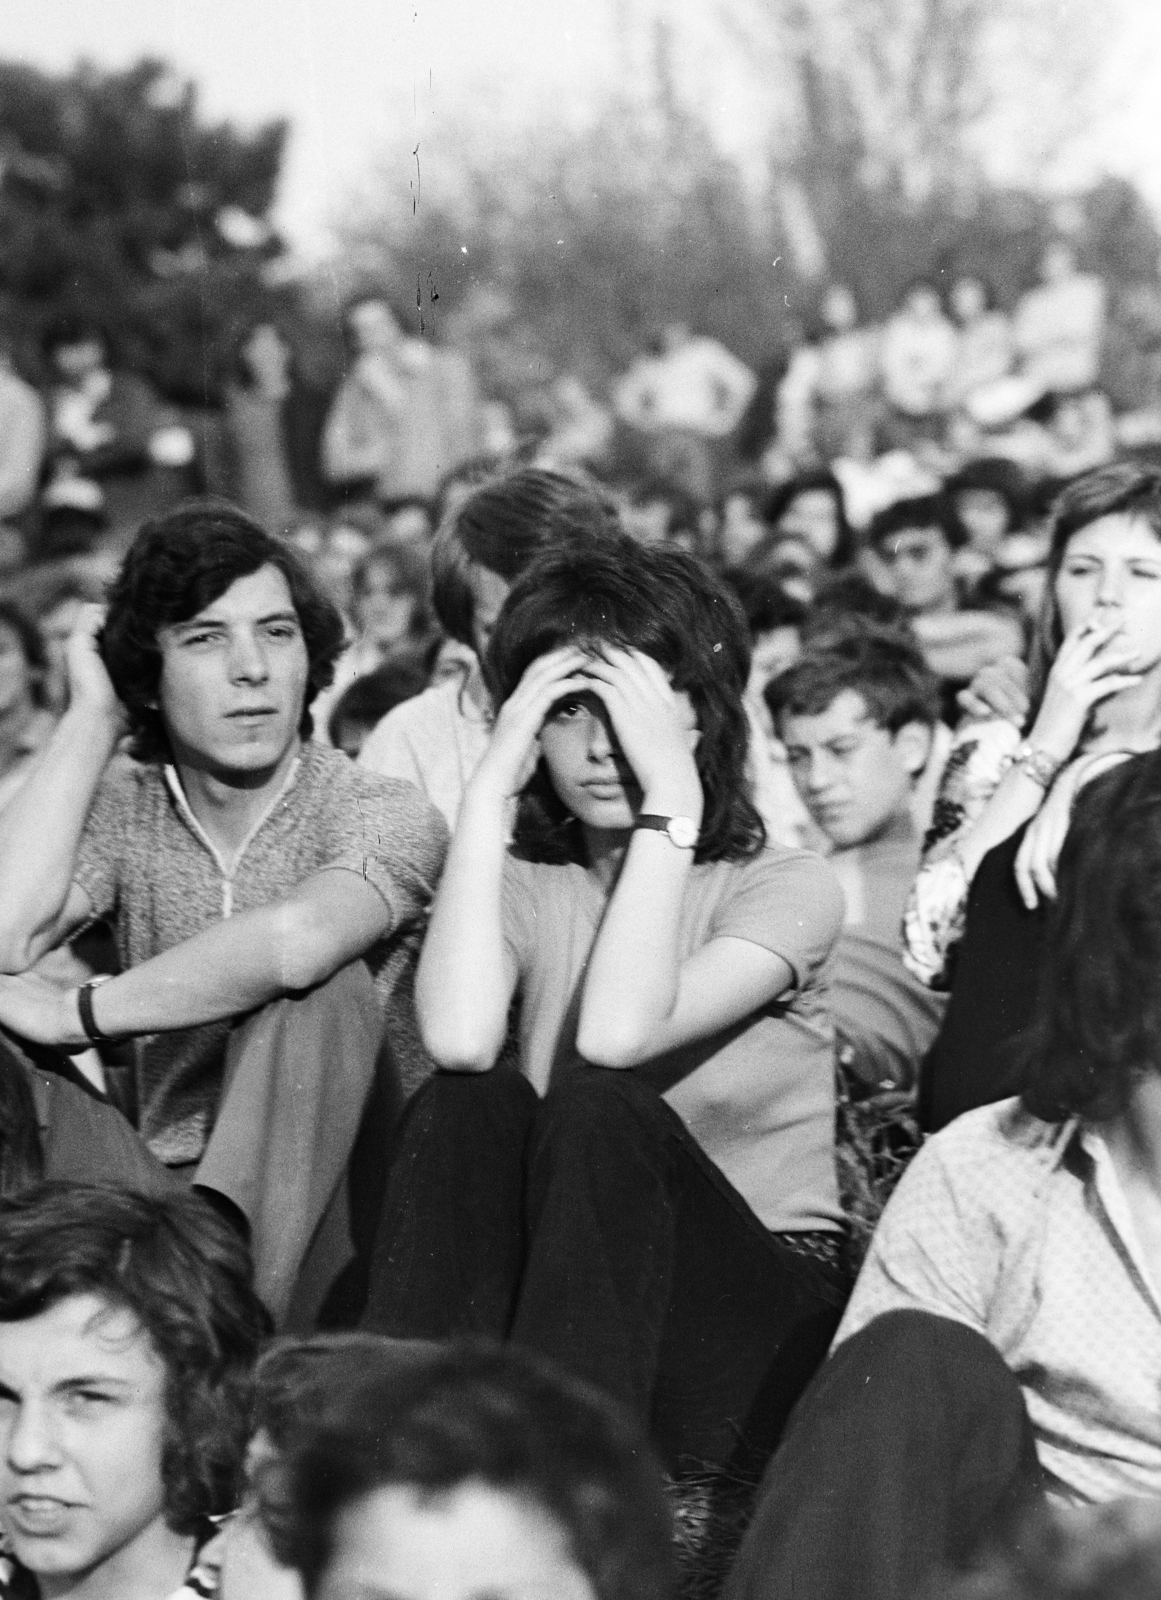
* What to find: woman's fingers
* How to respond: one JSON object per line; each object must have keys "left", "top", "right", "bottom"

{"left": 1014, "top": 835, "right": 1040, "bottom": 910}
{"left": 1016, "top": 818, "right": 1055, "bottom": 909}
{"left": 518, "top": 645, "right": 591, "bottom": 689}
{"left": 1014, "top": 788, "right": 1073, "bottom": 909}
{"left": 582, "top": 647, "right": 679, "bottom": 715}
{"left": 1084, "top": 671, "right": 1145, "bottom": 704}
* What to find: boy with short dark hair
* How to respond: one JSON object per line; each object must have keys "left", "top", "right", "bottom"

{"left": 868, "top": 494, "right": 1024, "bottom": 714}
{"left": 768, "top": 631, "right": 946, "bottom": 1092}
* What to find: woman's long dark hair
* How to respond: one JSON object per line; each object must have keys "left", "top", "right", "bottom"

{"left": 1025, "top": 463, "right": 1161, "bottom": 724}
{"left": 486, "top": 535, "right": 765, "bottom": 865}
{"left": 1022, "top": 750, "right": 1161, "bottom": 1123}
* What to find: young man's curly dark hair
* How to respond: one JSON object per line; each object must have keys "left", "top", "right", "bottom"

{"left": 100, "top": 499, "right": 346, "bottom": 761}
{"left": 0, "top": 1182, "right": 270, "bottom": 1532}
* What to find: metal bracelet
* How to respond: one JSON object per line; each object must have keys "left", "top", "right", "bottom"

{"left": 1012, "top": 742, "right": 1063, "bottom": 790}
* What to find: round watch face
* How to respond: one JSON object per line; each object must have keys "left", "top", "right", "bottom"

{"left": 666, "top": 816, "right": 699, "bottom": 849}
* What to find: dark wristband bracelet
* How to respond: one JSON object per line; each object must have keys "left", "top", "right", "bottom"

{"left": 77, "top": 977, "right": 112, "bottom": 1045}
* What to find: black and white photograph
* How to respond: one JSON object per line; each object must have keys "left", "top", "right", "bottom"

{"left": 0, "top": 3, "right": 1160, "bottom": 1597}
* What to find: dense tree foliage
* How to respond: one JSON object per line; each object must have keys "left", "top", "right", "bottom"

{"left": 0, "top": 57, "right": 287, "bottom": 399}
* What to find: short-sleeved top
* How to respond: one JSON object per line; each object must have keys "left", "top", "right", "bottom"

{"left": 837, "top": 1100, "right": 1161, "bottom": 1505}
{"left": 72, "top": 741, "right": 448, "bottom": 1165}
{"left": 359, "top": 672, "right": 493, "bottom": 830}
{"left": 500, "top": 845, "right": 846, "bottom": 1233}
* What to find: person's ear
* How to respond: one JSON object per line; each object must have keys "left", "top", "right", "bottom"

{"left": 893, "top": 720, "right": 933, "bottom": 778}
{"left": 687, "top": 727, "right": 701, "bottom": 753}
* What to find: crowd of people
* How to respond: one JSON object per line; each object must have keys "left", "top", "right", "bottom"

{"left": 1, "top": 246, "right": 1161, "bottom": 1600}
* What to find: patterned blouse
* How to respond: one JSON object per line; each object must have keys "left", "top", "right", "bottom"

{"left": 902, "top": 716, "right": 1022, "bottom": 990}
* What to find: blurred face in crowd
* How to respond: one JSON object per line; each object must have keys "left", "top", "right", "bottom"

{"left": 876, "top": 524, "right": 957, "bottom": 615}
{"left": 51, "top": 339, "right": 107, "bottom": 384}
{"left": 748, "top": 626, "right": 801, "bottom": 698}
{"left": 901, "top": 284, "right": 942, "bottom": 322}
{"left": 781, "top": 688, "right": 931, "bottom": 849}
{"left": 954, "top": 488, "right": 1012, "bottom": 555}
{"left": 950, "top": 277, "right": 988, "bottom": 324}
{"left": 0, "top": 623, "right": 38, "bottom": 719}
{"left": 314, "top": 1480, "right": 596, "bottom": 1600}
{"left": 776, "top": 489, "right": 842, "bottom": 563}
{"left": 1049, "top": 396, "right": 1093, "bottom": 451}
{"left": 822, "top": 285, "right": 857, "bottom": 333}
{"left": 382, "top": 506, "right": 433, "bottom": 545}
{"left": 1054, "top": 514, "right": 1161, "bottom": 675}
{"left": 314, "top": 526, "right": 371, "bottom": 614}
{"left": 354, "top": 557, "right": 419, "bottom": 649}
{"left": 157, "top": 563, "right": 310, "bottom": 780}
{"left": 0, "top": 1293, "right": 175, "bottom": 1593}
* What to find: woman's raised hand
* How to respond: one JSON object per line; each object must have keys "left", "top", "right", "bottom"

{"left": 1027, "top": 615, "right": 1144, "bottom": 764}
{"left": 957, "top": 655, "right": 1030, "bottom": 725}
{"left": 579, "top": 648, "right": 704, "bottom": 818}
{"left": 472, "top": 646, "right": 590, "bottom": 801}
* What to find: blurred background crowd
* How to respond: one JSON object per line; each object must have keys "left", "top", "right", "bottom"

{"left": 0, "top": 0, "right": 1159, "bottom": 804}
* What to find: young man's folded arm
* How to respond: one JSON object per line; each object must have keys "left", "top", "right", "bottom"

{"left": 0, "top": 867, "right": 396, "bottom": 1047}
{"left": 97, "top": 867, "right": 395, "bottom": 1034}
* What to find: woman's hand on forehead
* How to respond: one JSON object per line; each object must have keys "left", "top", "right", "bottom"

{"left": 474, "top": 645, "right": 592, "bottom": 800}
{"left": 579, "top": 646, "right": 703, "bottom": 812}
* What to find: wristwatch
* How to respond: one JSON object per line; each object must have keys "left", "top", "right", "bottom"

{"left": 634, "top": 813, "right": 699, "bottom": 850}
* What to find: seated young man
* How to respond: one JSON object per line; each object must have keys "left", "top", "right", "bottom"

{"left": 867, "top": 493, "right": 1024, "bottom": 721}
{"left": 767, "top": 631, "right": 947, "bottom": 1094}
{"left": 0, "top": 500, "right": 448, "bottom": 1319}
{"left": 257, "top": 1341, "right": 674, "bottom": 1600}
{"left": 723, "top": 752, "right": 1161, "bottom": 1600}
{"left": 0, "top": 1181, "right": 267, "bottom": 1600}
{"left": 362, "top": 535, "right": 848, "bottom": 1483}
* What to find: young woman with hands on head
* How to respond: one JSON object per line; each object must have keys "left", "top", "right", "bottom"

{"left": 906, "top": 463, "right": 1161, "bottom": 1129}
{"left": 362, "top": 534, "right": 848, "bottom": 1483}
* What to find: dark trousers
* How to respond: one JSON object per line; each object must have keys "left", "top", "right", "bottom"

{"left": 360, "top": 1065, "right": 848, "bottom": 1474}
{"left": 723, "top": 1310, "right": 1045, "bottom": 1600}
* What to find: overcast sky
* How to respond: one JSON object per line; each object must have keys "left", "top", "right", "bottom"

{"left": 6, "top": 0, "right": 1161, "bottom": 257}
